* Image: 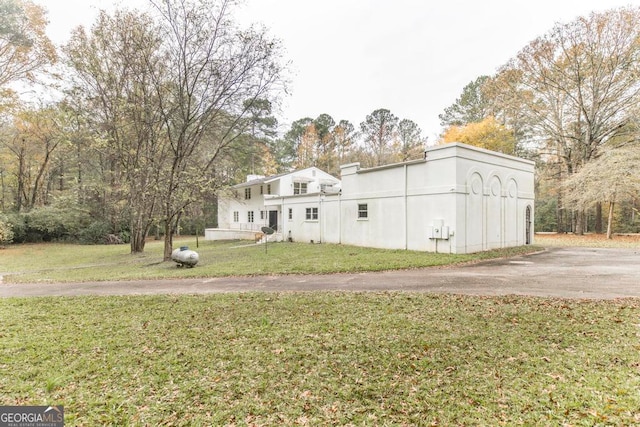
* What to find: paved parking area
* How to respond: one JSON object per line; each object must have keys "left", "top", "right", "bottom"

{"left": 1, "top": 247, "right": 639, "bottom": 299}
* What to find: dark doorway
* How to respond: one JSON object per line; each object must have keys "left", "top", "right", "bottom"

{"left": 525, "top": 206, "right": 532, "bottom": 245}
{"left": 269, "top": 210, "right": 278, "bottom": 231}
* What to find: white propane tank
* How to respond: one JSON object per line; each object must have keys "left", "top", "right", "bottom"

{"left": 171, "top": 246, "right": 199, "bottom": 267}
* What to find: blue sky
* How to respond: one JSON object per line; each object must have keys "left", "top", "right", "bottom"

{"left": 37, "top": 0, "right": 640, "bottom": 140}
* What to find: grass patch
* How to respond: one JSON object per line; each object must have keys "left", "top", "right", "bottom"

{"left": 1, "top": 293, "right": 639, "bottom": 425}
{"left": 0, "top": 238, "right": 541, "bottom": 283}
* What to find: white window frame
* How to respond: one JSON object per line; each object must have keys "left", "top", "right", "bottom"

{"left": 294, "top": 182, "right": 308, "bottom": 195}
{"left": 233, "top": 211, "right": 239, "bottom": 222}
{"left": 305, "top": 207, "right": 318, "bottom": 221}
{"left": 244, "top": 188, "right": 251, "bottom": 200}
{"left": 358, "top": 203, "right": 368, "bottom": 219}
{"left": 248, "top": 211, "right": 254, "bottom": 223}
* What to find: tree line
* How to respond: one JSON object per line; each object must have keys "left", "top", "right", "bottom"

{"left": 1, "top": 1, "right": 639, "bottom": 252}
{"left": 0, "top": 0, "right": 427, "bottom": 253}
{"left": 244, "top": 108, "right": 426, "bottom": 180}
{"left": 0, "top": 0, "right": 287, "bottom": 257}
{"left": 437, "top": 6, "right": 640, "bottom": 237}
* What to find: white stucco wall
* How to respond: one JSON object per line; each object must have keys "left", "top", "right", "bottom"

{"left": 452, "top": 144, "right": 535, "bottom": 253}
{"left": 264, "top": 193, "right": 341, "bottom": 244}
{"left": 337, "top": 158, "right": 459, "bottom": 251}
{"left": 335, "top": 143, "right": 534, "bottom": 254}
{"left": 213, "top": 143, "right": 534, "bottom": 254}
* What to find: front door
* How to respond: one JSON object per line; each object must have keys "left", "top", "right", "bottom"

{"left": 268, "top": 210, "right": 278, "bottom": 231}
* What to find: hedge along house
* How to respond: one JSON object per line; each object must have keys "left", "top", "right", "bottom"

{"left": 208, "top": 142, "right": 535, "bottom": 253}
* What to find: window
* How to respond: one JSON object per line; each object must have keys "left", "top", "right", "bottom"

{"left": 244, "top": 188, "right": 251, "bottom": 200}
{"left": 305, "top": 207, "right": 318, "bottom": 220}
{"left": 320, "top": 183, "right": 334, "bottom": 192}
{"left": 260, "top": 210, "right": 265, "bottom": 220}
{"left": 294, "top": 182, "right": 307, "bottom": 195}
{"left": 233, "top": 211, "right": 239, "bottom": 222}
{"left": 267, "top": 184, "right": 271, "bottom": 194}
{"left": 358, "top": 203, "right": 368, "bottom": 219}
{"left": 288, "top": 208, "right": 293, "bottom": 220}
{"left": 260, "top": 185, "right": 263, "bottom": 195}
{"left": 248, "top": 211, "right": 254, "bottom": 223}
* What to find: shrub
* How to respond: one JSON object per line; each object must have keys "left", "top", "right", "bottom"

{"left": 534, "top": 197, "right": 557, "bottom": 232}
{"left": 77, "top": 221, "right": 112, "bottom": 244}
{"left": 0, "top": 215, "right": 14, "bottom": 245}
{"left": 26, "top": 206, "right": 69, "bottom": 241}
{"left": 2, "top": 214, "right": 25, "bottom": 243}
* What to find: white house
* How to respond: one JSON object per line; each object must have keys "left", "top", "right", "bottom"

{"left": 207, "top": 143, "right": 535, "bottom": 254}
{"left": 207, "top": 166, "right": 341, "bottom": 241}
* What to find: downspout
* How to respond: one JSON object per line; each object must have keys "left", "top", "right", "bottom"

{"left": 319, "top": 192, "right": 323, "bottom": 243}
{"left": 338, "top": 191, "right": 342, "bottom": 244}
{"left": 404, "top": 164, "right": 408, "bottom": 250}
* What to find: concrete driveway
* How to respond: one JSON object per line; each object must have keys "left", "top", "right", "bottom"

{"left": 1, "top": 247, "right": 639, "bottom": 299}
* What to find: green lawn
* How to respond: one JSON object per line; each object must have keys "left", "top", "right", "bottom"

{"left": 0, "top": 238, "right": 541, "bottom": 283}
{"left": 1, "top": 238, "right": 639, "bottom": 425}
{"left": 1, "top": 293, "right": 639, "bottom": 425}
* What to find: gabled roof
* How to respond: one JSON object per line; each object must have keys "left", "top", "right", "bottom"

{"left": 232, "top": 171, "right": 290, "bottom": 188}
{"left": 232, "top": 167, "right": 339, "bottom": 188}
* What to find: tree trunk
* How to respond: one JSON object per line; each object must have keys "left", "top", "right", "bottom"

{"left": 606, "top": 201, "right": 615, "bottom": 239}
{"left": 16, "top": 148, "right": 26, "bottom": 211}
{"left": 595, "top": 202, "right": 603, "bottom": 234}
{"left": 574, "top": 209, "right": 585, "bottom": 235}
{"left": 163, "top": 221, "right": 173, "bottom": 261}
{"left": 556, "top": 195, "right": 565, "bottom": 233}
{"left": 0, "top": 170, "right": 5, "bottom": 211}
{"left": 130, "top": 227, "right": 146, "bottom": 253}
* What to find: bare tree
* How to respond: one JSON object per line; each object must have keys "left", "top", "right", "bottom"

{"left": 563, "top": 145, "right": 640, "bottom": 238}
{"left": 493, "top": 7, "right": 640, "bottom": 233}
{"left": 149, "top": 0, "right": 287, "bottom": 260}
{"left": 65, "top": 9, "right": 168, "bottom": 253}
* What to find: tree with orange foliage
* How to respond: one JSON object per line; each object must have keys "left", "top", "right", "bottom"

{"left": 440, "top": 116, "right": 516, "bottom": 155}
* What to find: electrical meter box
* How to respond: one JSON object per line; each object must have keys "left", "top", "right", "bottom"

{"left": 428, "top": 219, "right": 449, "bottom": 240}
